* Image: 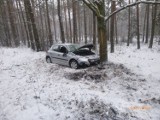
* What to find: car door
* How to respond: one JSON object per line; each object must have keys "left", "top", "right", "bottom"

{"left": 57, "top": 45, "right": 70, "bottom": 66}
{"left": 49, "top": 45, "right": 61, "bottom": 64}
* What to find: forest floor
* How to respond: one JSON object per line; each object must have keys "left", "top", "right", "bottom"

{"left": 0, "top": 43, "right": 160, "bottom": 120}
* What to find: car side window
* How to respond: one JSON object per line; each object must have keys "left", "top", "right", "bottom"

{"left": 52, "top": 45, "right": 59, "bottom": 52}
{"left": 59, "top": 46, "right": 67, "bottom": 53}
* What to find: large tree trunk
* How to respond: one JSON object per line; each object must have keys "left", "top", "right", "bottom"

{"left": 24, "top": 0, "right": 41, "bottom": 51}
{"left": 77, "top": 2, "right": 81, "bottom": 43}
{"left": 38, "top": 0, "right": 45, "bottom": 50}
{"left": 145, "top": 4, "right": 150, "bottom": 43}
{"left": 6, "top": 0, "right": 19, "bottom": 47}
{"left": 63, "top": 0, "right": 69, "bottom": 42}
{"left": 17, "top": 0, "right": 30, "bottom": 47}
{"left": 67, "top": 0, "right": 72, "bottom": 43}
{"left": 24, "top": 0, "right": 34, "bottom": 50}
{"left": 57, "top": 0, "right": 65, "bottom": 43}
{"left": 45, "top": 0, "right": 53, "bottom": 46}
{"left": 142, "top": 6, "right": 147, "bottom": 43}
{"left": 149, "top": 3, "right": 157, "bottom": 48}
{"left": 110, "top": 0, "right": 116, "bottom": 53}
{"left": 97, "top": 1, "right": 108, "bottom": 63}
{"left": 52, "top": 0, "right": 57, "bottom": 42}
{"left": 83, "top": 0, "right": 108, "bottom": 63}
{"left": 136, "top": 1, "right": 140, "bottom": 49}
{"left": 93, "top": 12, "right": 96, "bottom": 50}
{"left": 83, "top": 4, "right": 87, "bottom": 44}
{"left": 0, "top": 1, "right": 11, "bottom": 47}
{"left": 72, "top": 0, "right": 78, "bottom": 43}
{"left": 127, "top": 0, "right": 131, "bottom": 46}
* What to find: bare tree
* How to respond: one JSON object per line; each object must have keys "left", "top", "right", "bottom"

{"left": 57, "top": 0, "right": 65, "bottom": 43}
{"left": 83, "top": 4, "right": 87, "bottom": 44}
{"left": 24, "top": 0, "right": 41, "bottom": 51}
{"left": 127, "top": 0, "right": 131, "bottom": 46}
{"left": 136, "top": 0, "right": 140, "bottom": 49}
{"left": 6, "top": 0, "right": 19, "bottom": 46}
{"left": 145, "top": 4, "right": 150, "bottom": 43}
{"left": 72, "top": 0, "right": 78, "bottom": 43}
{"left": 110, "top": 0, "right": 116, "bottom": 53}
{"left": 45, "top": 0, "right": 53, "bottom": 46}
{"left": 149, "top": 2, "right": 158, "bottom": 48}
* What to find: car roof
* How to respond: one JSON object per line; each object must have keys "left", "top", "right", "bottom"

{"left": 52, "top": 43, "right": 79, "bottom": 47}
{"left": 53, "top": 43, "right": 75, "bottom": 45}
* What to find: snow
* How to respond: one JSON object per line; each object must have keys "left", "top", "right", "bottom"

{"left": 0, "top": 44, "right": 160, "bottom": 120}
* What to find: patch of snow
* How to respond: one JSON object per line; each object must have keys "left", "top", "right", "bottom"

{"left": 0, "top": 44, "right": 160, "bottom": 120}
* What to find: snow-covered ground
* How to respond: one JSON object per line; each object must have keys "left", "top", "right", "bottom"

{"left": 0, "top": 44, "right": 160, "bottom": 120}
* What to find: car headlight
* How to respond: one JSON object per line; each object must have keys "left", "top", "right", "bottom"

{"left": 78, "top": 57, "right": 88, "bottom": 62}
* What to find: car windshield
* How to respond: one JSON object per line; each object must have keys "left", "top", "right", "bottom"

{"left": 67, "top": 44, "right": 80, "bottom": 52}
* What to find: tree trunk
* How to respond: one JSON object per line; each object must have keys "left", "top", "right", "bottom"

{"left": 145, "top": 4, "right": 150, "bottom": 43}
{"left": 6, "top": 0, "right": 19, "bottom": 47}
{"left": 83, "top": 0, "right": 108, "bottom": 63}
{"left": 67, "top": 0, "right": 72, "bottom": 43}
{"left": 45, "top": 0, "right": 53, "bottom": 46}
{"left": 57, "top": 0, "right": 65, "bottom": 43}
{"left": 136, "top": 1, "right": 140, "bottom": 49}
{"left": 52, "top": 0, "right": 57, "bottom": 42}
{"left": 97, "top": 1, "right": 107, "bottom": 63}
{"left": 72, "top": 0, "right": 78, "bottom": 43}
{"left": 17, "top": 0, "right": 30, "bottom": 47}
{"left": 149, "top": 3, "right": 157, "bottom": 48}
{"left": 142, "top": 6, "right": 147, "bottom": 43}
{"left": 24, "top": 0, "right": 41, "bottom": 51}
{"left": 115, "top": 15, "right": 118, "bottom": 44}
{"left": 63, "top": 0, "right": 69, "bottom": 42}
{"left": 93, "top": 12, "right": 96, "bottom": 50}
{"left": 0, "top": 1, "right": 11, "bottom": 46}
{"left": 110, "top": 1, "right": 116, "bottom": 53}
{"left": 83, "top": 4, "right": 87, "bottom": 44}
{"left": 127, "top": 0, "right": 131, "bottom": 46}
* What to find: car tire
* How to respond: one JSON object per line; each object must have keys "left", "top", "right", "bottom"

{"left": 70, "top": 60, "right": 79, "bottom": 69}
{"left": 46, "top": 57, "right": 52, "bottom": 63}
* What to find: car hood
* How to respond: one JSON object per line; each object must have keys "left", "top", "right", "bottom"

{"left": 77, "top": 44, "right": 94, "bottom": 50}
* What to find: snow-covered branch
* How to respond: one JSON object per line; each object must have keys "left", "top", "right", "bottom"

{"left": 82, "top": 0, "right": 104, "bottom": 18}
{"left": 105, "top": 1, "right": 160, "bottom": 22}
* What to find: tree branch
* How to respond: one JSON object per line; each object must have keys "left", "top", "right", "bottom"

{"left": 82, "top": 0, "right": 103, "bottom": 18}
{"left": 105, "top": 1, "right": 160, "bottom": 22}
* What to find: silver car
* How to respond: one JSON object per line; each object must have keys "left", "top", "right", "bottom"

{"left": 46, "top": 43, "right": 100, "bottom": 69}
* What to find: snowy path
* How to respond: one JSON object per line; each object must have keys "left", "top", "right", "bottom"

{"left": 0, "top": 45, "right": 160, "bottom": 120}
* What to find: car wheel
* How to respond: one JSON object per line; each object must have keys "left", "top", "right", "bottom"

{"left": 46, "top": 57, "right": 52, "bottom": 63}
{"left": 70, "top": 60, "right": 79, "bottom": 69}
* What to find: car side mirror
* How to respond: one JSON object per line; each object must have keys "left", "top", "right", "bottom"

{"left": 63, "top": 53, "right": 67, "bottom": 56}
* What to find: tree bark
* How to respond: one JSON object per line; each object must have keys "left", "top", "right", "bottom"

{"left": 136, "top": 1, "right": 140, "bottom": 49}
{"left": 57, "top": 0, "right": 65, "bottom": 43}
{"left": 145, "top": 4, "right": 150, "bottom": 43}
{"left": 72, "top": 0, "right": 78, "bottom": 43}
{"left": 110, "top": 0, "right": 116, "bottom": 53}
{"left": 142, "top": 6, "right": 147, "bottom": 43}
{"left": 45, "top": 0, "right": 53, "bottom": 46}
{"left": 127, "top": 0, "right": 131, "bottom": 46}
{"left": 24, "top": 0, "right": 41, "bottom": 51}
{"left": 83, "top": 0, "right": 108, "bottom": 63}
{"left": 149, "top": 3, "right": 157, "bottom": 48}
{"left": 6, "top": 0, "right": 19, "bottom": 47}
{"left": 93, "top": 12, "right": 96, "bottom": 50}
{"left": 83, "top": 4, "right": 87, "bottom": 44}
{"left": 67, "top": 0, "right": 72, "bottom": 43}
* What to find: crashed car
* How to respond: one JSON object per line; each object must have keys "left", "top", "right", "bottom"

{"left": 46, "top": 43, "right": 100, "bottom": 69}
